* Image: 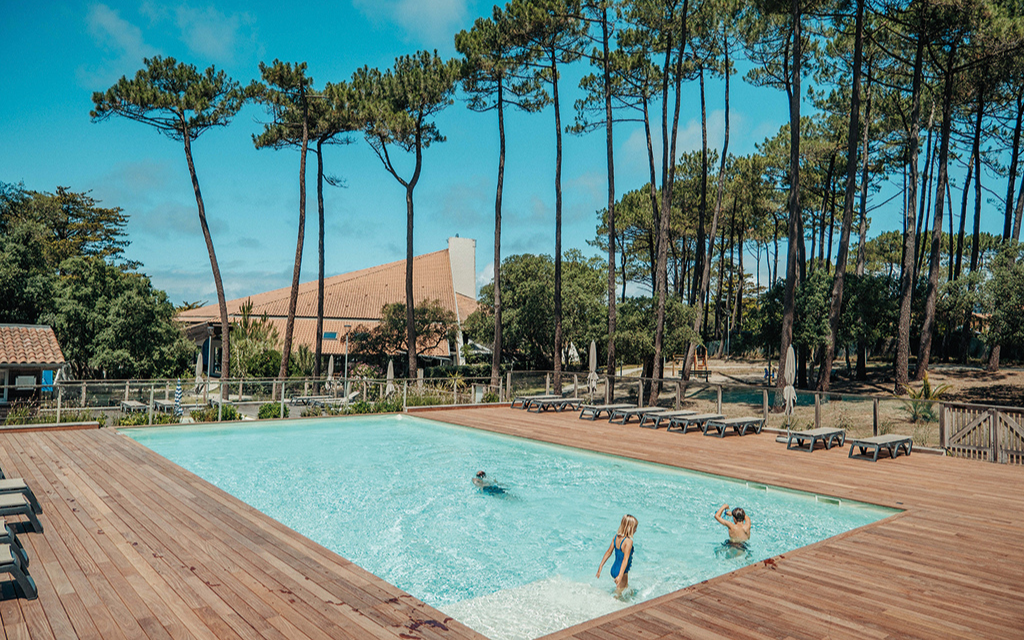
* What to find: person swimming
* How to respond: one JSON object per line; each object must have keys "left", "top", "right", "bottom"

{"left": 472, "top": 470, "right": 506, "bottom": 495}
{"left": 596, "top": 514, "right": 637, "bottom": 597}
{"left": 715, "top": 504, "right": 751, "bottom": 549}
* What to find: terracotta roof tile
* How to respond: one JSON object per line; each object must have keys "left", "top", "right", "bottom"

{"left": 0, "top": 325, "right": 66, "bottom": 366}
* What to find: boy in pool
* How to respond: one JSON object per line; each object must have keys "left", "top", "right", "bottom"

{"left": 596, "top": 514, "right": 637, "bottom": 597}
{"left": 472, "top": 471, "right": 506, "bottom": 495}
{"left": 715, "top": 504, "right": 751, "bottom": 549}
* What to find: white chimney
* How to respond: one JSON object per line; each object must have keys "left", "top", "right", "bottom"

{"left": 448, "top": 236, "right": 476, "bottom": 299}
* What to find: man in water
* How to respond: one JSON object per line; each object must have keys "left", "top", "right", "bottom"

{"left": 473, "top": 471, "right": 506, "bottom": 495}
{"left": 715, "top": 504, "right": 751, "bottom": 548}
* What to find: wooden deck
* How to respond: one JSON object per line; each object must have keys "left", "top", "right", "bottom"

{"left": 0, "top": 408, "right": 1020, "bottom": 640}
{"left": 0, "top": 427, "right": 483, "bottom": 640}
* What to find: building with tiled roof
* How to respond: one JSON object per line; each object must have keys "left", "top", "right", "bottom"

{"left": 0, "top": 324, "right": 66, "bottom": 404}
{"left": 176, "top": 237, "right": 478, "bottom": 374}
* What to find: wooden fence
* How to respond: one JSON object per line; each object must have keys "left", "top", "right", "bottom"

{"left": 941, "top": 403, "right": 1024, "bottom": 465}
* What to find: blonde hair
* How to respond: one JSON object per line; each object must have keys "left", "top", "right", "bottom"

{"left": 616, "top": 514, "right": 638, "bottom": 539}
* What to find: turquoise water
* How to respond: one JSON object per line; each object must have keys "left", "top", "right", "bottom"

{"left": 124, "top": 415, "right": 894, "bottom": 640}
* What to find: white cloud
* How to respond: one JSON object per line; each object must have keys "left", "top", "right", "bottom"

{"left": 78, "top": 4, "right": 159, "bottom": 86}
{"left": 352, "top": 0, "right": 469, "bottom": 47}
{"left": 141, "top": 1, "right": 259, "bottom": 64}
{"left": 476, "top": 262, "right": 493, "bottom": 290}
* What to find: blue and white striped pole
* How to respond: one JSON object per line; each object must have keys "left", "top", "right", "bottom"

{"left": 174, "top": 379, "right": 182, "bottom": 417}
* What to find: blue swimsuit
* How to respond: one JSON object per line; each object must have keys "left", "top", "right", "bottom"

{"left": 610, "top": 535, "right": 633, "bottom": 578}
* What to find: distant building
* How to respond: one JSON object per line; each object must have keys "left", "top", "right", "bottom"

{"left": 177, "top": 237, "right": 478, "bottom": 375}
{"left": 0, "top": 324, "right": 66, "bottom": 404}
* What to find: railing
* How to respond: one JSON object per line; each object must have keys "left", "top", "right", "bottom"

{"left": 1, "top": 371, "right": 1020, "bottom": 464}
{"left": 941, "top": 402, "right": 1024, "bottom": 465}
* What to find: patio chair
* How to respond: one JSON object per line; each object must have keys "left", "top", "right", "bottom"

{"left": 639, "top": 409, "right": 697, "bottom": 429}
{"left": 666, "top": 413, "right": 724, "bottom": 434}
{"left": 579, "top": 404, "right": 635, "bottom": 420}
{"left": 0, "top": 542, "right": 36, "bottom": 599}
{"left": 0, "top": 494, "right": 42, "bottom": 534}
{"left": 848, "top": 434, "right": 913, "bottom": 461}
{"left": 786, "top": 427, "right": 846, "bottom": 452}
{"left": 704, "top": 417, "right": 765, "bottom": 438}
{"left": 0, "top": 478, "right": 42, "bottom": 514}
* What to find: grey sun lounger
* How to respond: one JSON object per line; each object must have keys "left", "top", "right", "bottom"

{"left": 0, "top": 542, "right": 36, "bottom": 599}
{"left": 787, "top": 427, "right": 847, "bottom": 452}
{"left": 0, "top": 494, "right": 42, "bottom": 534}
{"left": 527, "top": 397, "right": 582, "bottom": 413}
{"left": 639, "top": 409, "right": 697, "bottom": 429}
{"left": 120, "top": 400, "right": 148, "bottom": 413}
{"left": 0, "top": 479, "right": 41, "bottom": 514}
{"left": 666, "top": 413, "right": 724, "bottom": 434}
{"left": 579, "top": 404, "right": 635, "bottom": 420}
{"left": 290, "top": 395, "right": 330, "bottom": 405}
{"left": 848, "top": 434, "right": 913, "bottom": 461}
{"left": 511, "top": 394, "right": 560, "bottom": 409}
{"left": 154, "top": 399, "right": 204, "bottom": 414}
{"left": 704, "top": 416, "right": 765, "bottom": 437}
{"left": 0, "top": 519, "right": 29, "bottom": 568}
{"left": 608, "top": 406, "right": 667, "bottom": 425}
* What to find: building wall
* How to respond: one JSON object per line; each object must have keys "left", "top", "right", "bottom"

{"left": 448, "top": 237, "right": 477, "bottom": 299}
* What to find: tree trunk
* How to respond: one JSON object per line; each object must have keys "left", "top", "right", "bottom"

{"left": 1004, "top": 89, "right": 1023, "bottom": 240}
{"left": 777, "top": 2, "right": 803, "bottom": 395}
{"left": 692, "top": 66, "right": 709, "bottom": 306}
{"left": 954, "top": 154, "right": 974, "bottom": 280}
{"left": 914, "top": 119, "right": 935, "bottom": 278}
{"left": 914, "top": 46, "right": 956, "bottom": 381}
{"left": 315, "top": 137, "right": 326, "bottom": 380}
{"left": 817, "top": 0, "right": 863, "bottom": 391}
{"left": 406, "top": 125, "right": 424, "bottom": 379}
{"left": 893, "top": 29, "right": 926, "bottom": 395}
{"left": 491, "top": 82, "right": 506, "bottom": 392}
{"left": 553, "top": 51, "right": 563, "bottom": 394}
{"left": 960, "top": 93, "right": 986, "bottom": 364}
{"left": 602, "top": 7, "right": 617, "bottom": 384}
{"left": 278, "top": 100, "right": 309, "bottom": 383}
{"left": 182, "top": 129, "right": 230, "bottom": 382}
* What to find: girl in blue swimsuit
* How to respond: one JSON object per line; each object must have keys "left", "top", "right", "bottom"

{"left": 596, "top": 514, "right": 637, "bottom": 596}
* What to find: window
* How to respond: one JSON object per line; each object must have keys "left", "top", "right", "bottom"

{"left": 323, "top": 332, "right": 337, "bottom": 340}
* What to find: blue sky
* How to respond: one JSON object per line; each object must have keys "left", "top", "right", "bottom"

{"left": 2, "top": 1, "right": 1004, "bottom": 306}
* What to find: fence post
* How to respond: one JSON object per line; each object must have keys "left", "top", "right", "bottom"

{"left": 165, "top": 382, "right": 170, "bottom": 401}
{"left": 573, "top": 374, "right": 579, "bottom": 398}
{"left": 938, "top": 403, "right": 946, "bottom": 448}
{"left": 125, "top": 379, "right": 130, "bottom": 401}
{"left": 872, "top": 398, "right": 879, "bottom": 436}
{"left": 991, "top": 409, "right": 1000, "bottom": 463}
{"left": 675, "top": 382, "right": 682, "bottom": 410}
{"left": 56, "top": 388, "right": 62, "bottom": 424}
{"left": 814, "top": 394, "right": 821, "bottom": 428}
{"left": 403, "top": 380, "right": 408, "bottom": 412}
{"left": 637, "top": 380, "right": 643, "bottom": 407}
{"left": 716, "top": 386, "right": 722, "bottom": 415}
{"left": 605, "top": 375, "right": 611, "bottom": 405}
{"left": 81, "top": 381, "right": 86, "bottom": 407}
{"left": 148, "top": 387, "right": 154, "bottom": 425}
{"left": 453, "top": 379, "right": 457, "bottom": 405}
{"left": 417, "top": 369, "right": 424, "bottom": 391}
{"left": 280, "top": 389, "right": 285, "bottom": 419}
{"left": 546, "top": 373, "right": 551, "bottom": 395}
{"left": 506, "top": 372, "right": 512, "bottom": 402}
{"left": 762, "top": 389, "right": 768, "bottom": 423}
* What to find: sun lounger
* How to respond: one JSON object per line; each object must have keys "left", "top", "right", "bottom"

{"left": 0, "top": 519, "right": 28, "bottom": 568}
{"left": 0, "top": 479, "right": 41, "bottom": 514}
{"left": 704, "top": 417, "right": 765, "bottom": 437}
{"left": 579, "top": 404, "right": 635, "bottom": 420}
{"left": 120, "top": 400, "right": 148, "bottom": 413}
{"left": 527, "top": 397, "right": 582, "bottom": 413}
{"left": 639, "top": 409, "right": 697, "bottom": 429}
{"left": 0, "top": 542, "right": 36, "bottom": 599}
{"left": 666, "top": 413, "right": 724, "bottom": 434}
{"left": 511, "top": 394, "right": 559, "bottom": 409}
{"left": 608, "top": 406, "right": 667, "bottom": 425}
{"left": 848, "top": 434, "right": 913, "bottom": 461}
{"left": 0, "top": 494, "right": 42, "bottom": 534}
{"left": 787, "top": 427, "right": 846, "bottom": 452}
{"left": 154, "top": 399, "right": 204, "bottom": 414}
{"left": 290, "top": 395, "right": 330, "bottom": 406}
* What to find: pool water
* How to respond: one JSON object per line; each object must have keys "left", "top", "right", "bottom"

{"left": 124, "top": 415, "right": 894, "bottom": 640}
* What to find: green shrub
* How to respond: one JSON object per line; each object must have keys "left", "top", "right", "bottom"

{"left": 3, "top": 405, "right": 33, "bottom": 426}
{"left": 258, "top": 402, "right": 288, "bottom": 419}
{"left": 114, "top": 412, "right": 180, "bottom": 426}
{"left": 481, "top": 391, "right": 500, "bottom": 404}
{"left": 301, "top": 405, "right": 323, "bottom": 417}
{"left": 190, "top": 404, "right": 240, "bottom": 422}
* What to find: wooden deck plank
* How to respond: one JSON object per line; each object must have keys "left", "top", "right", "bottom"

{"left": 0, "top": 407, "right": 1021, "bottom": 640}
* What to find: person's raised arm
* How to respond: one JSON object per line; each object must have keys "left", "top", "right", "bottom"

{"left": 714, "top": 504, "right": 730, "bottom": 526}
{"left": 596, "top": 540, "right": 614, "bottom": 578}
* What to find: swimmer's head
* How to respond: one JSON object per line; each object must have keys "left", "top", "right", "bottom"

{"left": 476, "top": 471, "right": 486, "bottom": 478}
{"left": 731, "top": 508, "right": 746, "bottom": 522}
{"left": 617, "top": 514, "right": 638, "bottom": 538}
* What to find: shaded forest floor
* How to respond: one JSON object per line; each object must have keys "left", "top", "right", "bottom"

{"left": 704, "top": 356, "right": 1024, "bottom": 407}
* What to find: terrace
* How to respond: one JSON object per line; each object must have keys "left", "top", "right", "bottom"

{"left": 0, "top": 405, "right": 1020, "bottom": 639}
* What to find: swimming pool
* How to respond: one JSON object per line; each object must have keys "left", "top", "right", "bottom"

{"left": 123, "top": 415, "right": 895, "bottom": 640}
